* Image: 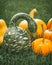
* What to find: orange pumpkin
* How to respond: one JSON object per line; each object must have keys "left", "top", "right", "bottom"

{"left": 44, "top": 18, "right": 52, "bottom": 41}
{"left": 18, "top": 20, "right": 28, "bottom": 30}
{"left": 47, "top": 18, "right": 52, "bottom": 29}
{"left": 0, "top": 19, "right": 7, "bottom": 44}
{"left": 34, "top": 19, "right": 47, "bottom": 37}
{"left": 0, "top": 36, "right": 3, "bottom": 44}
{"left": 44, "top": 30, "right": 52, "bottom": 41}
{"left": 32, "top": 38, "right": 52, "bottom": 56}
{"left": 29, "top": 9, "right": 47, "bottom": 37}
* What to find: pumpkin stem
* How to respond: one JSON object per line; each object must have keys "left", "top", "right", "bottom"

{"left": 42, "top": 24, "right": 44, "bottom": 43}
{"left": 29, "top": 8, "right": 37, "bottom": 19}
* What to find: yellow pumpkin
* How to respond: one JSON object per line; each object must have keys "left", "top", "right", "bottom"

{"left": 32, "top": 38, "right": 52, "bottom": 56}
{"left": 47, "top": 18, "right": 52, "bottom": 29}
{"left": 44, "top": 30, "right": 52, "bottom": 41}
{"left": 29, "top": 9, "right": 47, "bottom": 37}
{"left": 18, "top": 9, "right": 47, "bottom": 38}
{"left": 0, "top": 19, "right": 7, "bottom": 44}
{"left": 44, "top": 18, "right": 52, "bottom": 41}
{"left": 18, "top": 20, "right": 28, "bottom": 30}
{"left": 0, "top": 36, "right": 3, "bottom": 44}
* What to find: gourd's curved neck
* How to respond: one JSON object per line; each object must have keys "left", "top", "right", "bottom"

{"left": 10, "top": 13, "right": 37, "bottom": 34}
{"left": 29, "top": 9, "right": 37, "bottom": 19}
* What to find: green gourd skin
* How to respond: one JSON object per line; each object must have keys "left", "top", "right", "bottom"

{"left": 3, "top": 13, "right": 37, "bottom": 51}
{"left": 0, "top": 27, "right": 31, "bottom": 65}
{"left": 4, "top": 27, "right": 31, "bottom": 51}
{"left": 0, "top": 13, "right": 37, "bottom": 65}
{"left": 3, "top": 13, "right": 37, "bottom": 50}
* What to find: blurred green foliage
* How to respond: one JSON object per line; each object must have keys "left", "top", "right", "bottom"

{"left": 0, "top": 0, "right": 52, "bottom": 25}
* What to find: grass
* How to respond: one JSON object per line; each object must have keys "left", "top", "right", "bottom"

{"left": 0, "top": 0, "right": 52, "bottom": 65}
{"left": 0, "top": 0, "right": 52, "bottom": 24}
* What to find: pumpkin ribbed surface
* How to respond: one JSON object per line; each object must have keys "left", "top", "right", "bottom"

{"left": 32, "top": 38, "right": 52, "bottom": 55}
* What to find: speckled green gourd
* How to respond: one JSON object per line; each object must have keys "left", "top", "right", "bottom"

{"left": 0, "top": 13, "right": 37, "bottom": 65}
{"left": 4, "top": 13, "right": 37, "bottom": 49}
{"left": 4, "top": 26, "right": 31, "bottom": 51}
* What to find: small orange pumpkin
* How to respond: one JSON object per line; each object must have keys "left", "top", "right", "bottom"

{"left": 44, "top": 30, "right": 52, "bottom": 41}
{"left": 32, "top": 38, "right": 52, "bottom": 55}
{"left": 0, "top": 36, "right": 3, "bottom": 44}
{"left": 32, "top": 24, "right": 52, "bottom": 56}
{"left": 47, "top": 18, "right": 52, "bottom": 29}
{"left": 0, "top": 19, "right": 7, "bottom": 44}
{"left": 44, "top": 18, "right": 52, "bottom": 41}
{"left": 18, "top": 20, "right": 28, "bottom": 30}
{"left": 34, "top": 19, "right": 47, "bottom": 37}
